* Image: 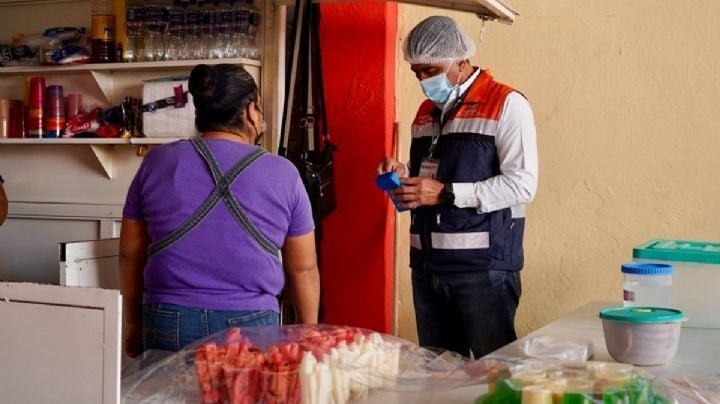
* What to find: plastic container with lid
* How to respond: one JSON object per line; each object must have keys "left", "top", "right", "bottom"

{"left": 634, "top": 239, "right": 720, "bottom": 328}
{"left": 475, "top": 360, "right": 671, "bottom": 403}
{"left": 621, "top": 262, "right": 673, "bottom": 308}
{"left": 599, "top": 307, "right": 685, "bottom": 366}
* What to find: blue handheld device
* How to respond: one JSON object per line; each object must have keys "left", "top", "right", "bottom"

{"left": 375, "top": 172, "right": 409, "bottom": 211}
{"left": 375, "top": 171, "right": 402, "bottom": 190}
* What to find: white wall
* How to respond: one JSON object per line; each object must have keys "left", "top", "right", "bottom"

{"left": 0, "top": 145, "right": 140, "bottom": 283}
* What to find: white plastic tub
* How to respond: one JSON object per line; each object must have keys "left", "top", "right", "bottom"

{"left": 621, "top": 263, "right": 673, "bottom": 307}
{"left": 599, "top": 307, "right": 685, "bottom": 366}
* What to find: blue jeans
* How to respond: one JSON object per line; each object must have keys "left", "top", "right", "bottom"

{"left": 142, "top": 303, "right": 280, "bottom": 352}
{"left": 412, "top": 268, "right": 521, "bottom": 359}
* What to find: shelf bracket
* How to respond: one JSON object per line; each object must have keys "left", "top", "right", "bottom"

{"left": 89, "top": 145, "right": 116, "bottom": 179}
{"left": 90, "top": 71, "right": 114, "bottom": 105}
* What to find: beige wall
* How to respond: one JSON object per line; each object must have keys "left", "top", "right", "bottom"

{"left": 395, "top": 1, "right": 720, "bottom": 341}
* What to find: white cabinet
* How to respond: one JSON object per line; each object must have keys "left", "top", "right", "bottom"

{"left": 0, "top": 282, "right": 122, "bottom": 404}
{"left": 60, "top": 237, "right": 120, "bottom": 289}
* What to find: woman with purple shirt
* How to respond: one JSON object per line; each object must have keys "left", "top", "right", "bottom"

{"left": 120, "top": 64, "right": 320, "bottom": 358}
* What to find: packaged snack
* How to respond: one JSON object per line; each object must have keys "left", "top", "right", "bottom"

{"left": 475, "top": 361, "right": 673, "bottom": 404}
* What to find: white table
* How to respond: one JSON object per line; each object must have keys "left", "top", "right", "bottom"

{"left": 357, "top": 301, "right": 720, "bottom": 403}
{"left": 491, "top": 301, "right": 720, "bottom": 376}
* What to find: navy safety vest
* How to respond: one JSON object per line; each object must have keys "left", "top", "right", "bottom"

{"left": 409, "top": 70, "right": 525, "bottom": 273}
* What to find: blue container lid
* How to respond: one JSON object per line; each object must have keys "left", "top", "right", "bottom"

{"left": 621, "top": 263, "right": 673, "bottom": 275}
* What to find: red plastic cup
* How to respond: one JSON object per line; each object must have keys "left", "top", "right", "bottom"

{"left": 65, "top": 93, "right": 84, "bottom": 118}
{"left": 26, "top": 76, "right": 46, "bottom": 138}
{"left": 9, "top": 100, "right": 25, "bottom": 138}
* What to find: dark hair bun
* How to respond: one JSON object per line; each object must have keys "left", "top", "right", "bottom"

{"left": 189, "top": 64, "right": 257, "bottom": 112}
{"left": 189, "top": 64, "right": 218, "bottom": 103}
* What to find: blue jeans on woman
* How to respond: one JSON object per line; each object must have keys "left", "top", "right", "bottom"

{"left": 412, "top": 268, "right": 521, "bottom": 359}
{"left": 142, "top": 303, "right": 280, "bottom": 352}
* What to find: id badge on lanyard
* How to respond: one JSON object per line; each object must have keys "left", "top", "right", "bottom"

{"left": 420, "top": 131, "right": 442, "bottom": 179}
{"left": 419, "top": 158, "right": 440, "bottom": 179}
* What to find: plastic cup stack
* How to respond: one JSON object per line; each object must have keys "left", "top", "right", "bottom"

{"left": 26, "top": 76, "right": 46, "bottom": 138}
{"left": 44, "top": 85, "right": 65, "bottom": 138}
{"left": 0, "top": 98, "right": 9, "bottom": 138}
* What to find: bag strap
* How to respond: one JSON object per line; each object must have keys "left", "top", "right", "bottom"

{"left": 305, "top": 15, "right": 315, "bottom": 154}
{"left": 279, "top": 0, "right": 307, "bottom": 156}
{"left": 309, "top": 4, "right": 331, "bottom": 145}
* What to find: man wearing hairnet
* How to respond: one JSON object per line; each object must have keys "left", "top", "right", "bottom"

{"left": 379, "top": 16, "right": 538, "bottom": 358}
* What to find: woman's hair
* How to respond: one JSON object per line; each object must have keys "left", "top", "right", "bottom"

{"left": 188, "top": 64, "right": 259, "bottom": 133}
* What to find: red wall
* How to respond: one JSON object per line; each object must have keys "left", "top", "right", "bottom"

{"left": 318, "top": 2, "right": 398, "bottom": 333}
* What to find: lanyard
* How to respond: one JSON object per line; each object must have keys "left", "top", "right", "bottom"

{"left": 427, "top": 91, "right": 467, "bottom": 159}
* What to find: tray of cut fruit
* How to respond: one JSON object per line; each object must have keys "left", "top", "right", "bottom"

{"left": 122, "top": 324, "right": 481, "bottom": 404}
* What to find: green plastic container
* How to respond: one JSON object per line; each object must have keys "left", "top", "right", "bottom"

{"left": 633, "top": 239, "right": 720, "bottom": 328}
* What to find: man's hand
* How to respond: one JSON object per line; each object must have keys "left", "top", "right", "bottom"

{"left": 392, "top": 176, "right": 444, "bottom": 209}
{"left": 377, "top": 156, "right": 407, "bottom": 176}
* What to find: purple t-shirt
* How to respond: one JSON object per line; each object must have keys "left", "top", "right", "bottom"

{"left": 123, "top": 139, "right": 314, "bottom": 312}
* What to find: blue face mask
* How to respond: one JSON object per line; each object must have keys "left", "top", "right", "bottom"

{"left": 420, "top": 66, "right": 456, "bottom": 106}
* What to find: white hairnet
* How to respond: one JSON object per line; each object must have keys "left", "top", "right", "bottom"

{"left": 403, "top": 16, "right": 477, "bottom": 65}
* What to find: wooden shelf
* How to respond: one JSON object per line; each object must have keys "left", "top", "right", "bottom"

{"left": 273, "top": 0, "right": 517, "bottom": 23}
{"left": 0, "top": 138, "right": 127, "bottom": 145}
{"left": 130, "top": 137, "right": 185, "bottom": 145}
{"left": 0, "top": 58, "right": 262, "bottom": 76}
{"left": 0, "top": 137, "right": 186, "bottom": 145}
{"left": 0, "top": 137, "right": 188, "bottom": 179}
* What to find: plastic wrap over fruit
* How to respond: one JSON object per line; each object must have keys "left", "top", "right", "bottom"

{"left": 121, "top": 324, "right": 494, "bottom": 404}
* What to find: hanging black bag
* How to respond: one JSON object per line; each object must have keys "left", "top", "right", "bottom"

{"left": 279, "top": 0, "right": 337, "bottom": 226}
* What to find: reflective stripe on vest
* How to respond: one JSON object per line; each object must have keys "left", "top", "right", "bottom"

{"left": 146, "top": 138, "right": 279, "bottom": 259}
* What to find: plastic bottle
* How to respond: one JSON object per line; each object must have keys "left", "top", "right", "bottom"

{"left": 144, "top": 0, "right": 168, "bottom": 61}
{"left": 166, "top": 0, "right": 187, "bottom": 60}
{"left": 91, "top": 0, "right": 116, "bottom": 63}
{"left": 621, "top": 263, "right": 673, "bottom": 308}
{"left": 124, "top": 0, "right": 146, "bottom": 62}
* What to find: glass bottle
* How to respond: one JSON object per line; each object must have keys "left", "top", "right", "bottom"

{"left": 144, "top": 0, "right": 168, "bottom": 61}
{"left": 165, "top": 0, "right": 187, "bottom": 60}
{"left": 91, "top": 0, "right": 116, "bottom": 62}
{"left": 200, "top": 0, "right": 218, "bottom": 59}
{"left": 185, "top": 0, "right": 203, "bottom": 59}
{"left": 216, "top": 0, "right": 234, "bottom": 59}
{"left": 124, "top": 0, "right": 146, "bottom": 62}
{"left": 247, "top": 0, "right": 261, "bottom": 60}
{"left": 232, "top": 0, "right": 250, "bottom": 57}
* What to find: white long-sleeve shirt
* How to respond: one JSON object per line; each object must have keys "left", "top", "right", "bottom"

{"left": 448, "top": 71, "right": 538, "bottom": 218}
